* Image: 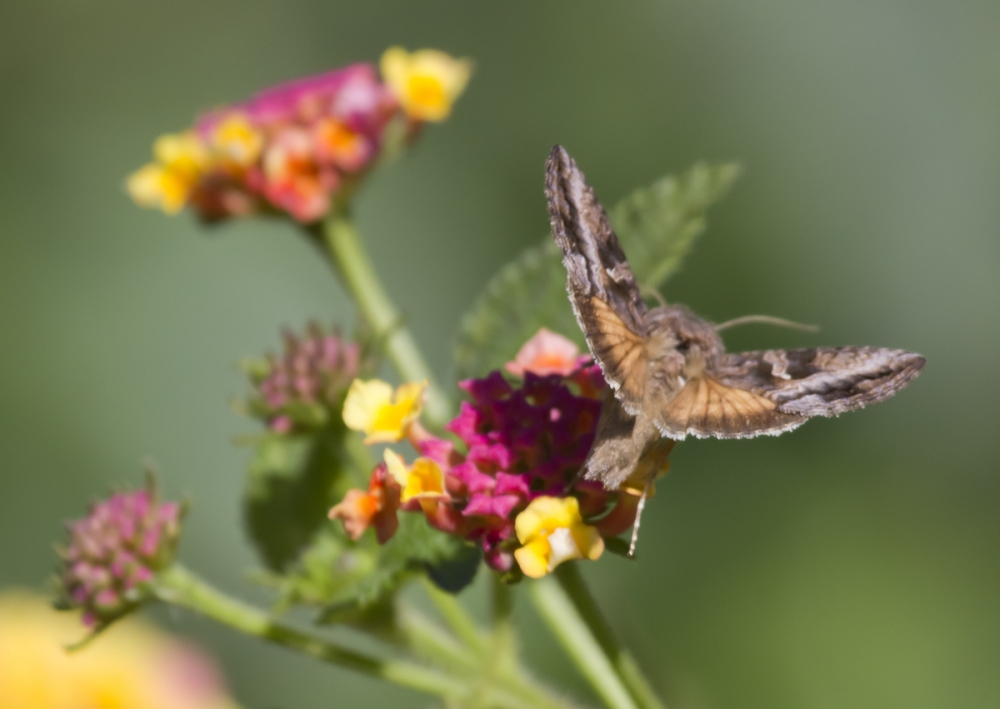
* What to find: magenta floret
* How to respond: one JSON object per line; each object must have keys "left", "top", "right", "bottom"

{"left": 433, "top": 367, "right": 605, "bottom": 570}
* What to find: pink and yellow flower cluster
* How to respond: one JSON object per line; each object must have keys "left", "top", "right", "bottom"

{"left": 128, "top": 48, "right": 471, "bottom": 223}
{"left": 330, "top": 329, "right": 670, "bottom": 579}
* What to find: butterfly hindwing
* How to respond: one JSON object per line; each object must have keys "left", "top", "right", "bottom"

{"left": 654, "top": 376, "right": 805, "bottom": 440}
{"left": 583, "top": 297, "right": 648, "bottom": 409}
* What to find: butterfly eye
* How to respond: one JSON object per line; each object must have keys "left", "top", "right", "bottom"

{"left": 676, "top": 339, "right": 692, "bottom": 354}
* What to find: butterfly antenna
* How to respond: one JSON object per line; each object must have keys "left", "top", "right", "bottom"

{"left": 714, "top": 315, "right": 819, "bottom": 333}
{"left": 628, "top": 475, "right": 655, "bottom": 557}
{"left": 640, "top": 286, "right": 668, "bottom": 309}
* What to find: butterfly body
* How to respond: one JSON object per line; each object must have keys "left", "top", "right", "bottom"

{"left": 545, "top": 145, "right": 925, "bottom": 490}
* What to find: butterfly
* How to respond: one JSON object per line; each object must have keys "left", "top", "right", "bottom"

{"left": 545, "top": 145, "right": 925, "bottom": 499}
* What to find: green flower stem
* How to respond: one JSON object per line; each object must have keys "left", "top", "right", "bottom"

{"left": 530, "top": 571, "right": 640, "bottom": 709}
{"left": 154, "top": 565, "right": 464, "bottom": 701}
{"left": 491, "top": 579, "right": 580, "bottom": 709}
{"left": 395, "top": 603, "right": 480, "bottom": 674}
{"left": 418, "top": 578, "right": 577, "bottom": 709}
{"left": 553, "top": 564, "right": 666, "bottom": 709}
{"left": 490, "top": 575, "right": 515, "bottom": 673}
{"left": 420, "top": 576, "right": 488, "bottom": 654}
{"left": 320, "top": 214, "right": 451, "bottom": 427}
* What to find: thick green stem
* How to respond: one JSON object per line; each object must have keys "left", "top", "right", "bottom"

{"left": 420, "top": 576, "right": 487, "bottom": 655}
{"left": 491, "top": 579, "right": 577, "bottom": 709}
{"left": 154, "top": 566, "right": 463, "bottom": 700}
{"left": 530, "top": 571, "right": 639, "bottom": 709}
{"left": 554, "top": 565, "right": 666, "bottom": 709}
{"left": 395, "top": 604, "right": 480, "bottom": 675}
{"left": 420, "top": 578, "right": 577, "bottom": 709}
{"left": 321, "top": 214, "right": 450, "bottom": 426}
{"left": 490, "top": 575, "right": 515, "bottom": 674}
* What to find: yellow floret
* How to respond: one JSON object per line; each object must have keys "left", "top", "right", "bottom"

{"left": 514, "top": 496, "right": 604, "bottom": 579}
{"left": 381, "top": 47, "right": 472, "bottom": 122}
{"left": 126, "top": 131, "right": 210, "bottom": 214}
{"left": 384, "top": 449, "right": 446, "bottom": 512}
{"left": 342, "top": 378, "right": 426, "bottom": 444}
{"left": 212, "top": 114, "right": 263, "bottom": 167}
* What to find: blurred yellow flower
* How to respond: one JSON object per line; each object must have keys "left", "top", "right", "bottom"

{"left": 0, "top": 590, "right": 241, "bottom": 709}
{"left": 514, "top": 496, "right": 604, "bottom": 579}
{"left": 342, "top": 378, "right": 426, "bottom": 444}
{"left": 380, "top": 47, "right": 472, "bottom": 122}
{"left": 127, "top": 131, "right": 210, "bottom": 213}
{"left": 384, "top": 449, "right": 447, "bottom": 512}
{"left": 211, "top": 114, "right": 263, "bottom": 168}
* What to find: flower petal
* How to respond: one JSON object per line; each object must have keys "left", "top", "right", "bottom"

{"left": 383, "top": 449, "right": 410, "bottom": 488}
{"left": 506, "top": 328, "right": 581, "bottom": 378}
{"left": 343, "top": 378, "right": 394, "bottom": 435}
{"left": 380, "top": 47, "right": 472, "bottom": 122}
{"left": 513, "top": 539, "right": 551, "bottom": 579}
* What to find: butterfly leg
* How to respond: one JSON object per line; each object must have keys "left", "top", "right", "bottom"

{"left": 628, "top": 474, "right": 655, "bottom": 557}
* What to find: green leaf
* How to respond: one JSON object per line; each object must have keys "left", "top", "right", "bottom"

{"left": 610, "top": 162, "right": 742, "bottom": 289}
{"left": 453, "top": 240, "right": 584, "bottom": 380}
{"left": 243, "top": 421, "right": 352, "bottom": 572}
{"left": 453, "top": 162, "right": 741, "bottom": 379}
{"left": 425, "top": 543, "right": 482, "bottom": 593}
{"left": 256, "top": 524, "right": 375, "bottom": 608}
{"left": 316, "top": 514, "right": 477, "bottom": 625}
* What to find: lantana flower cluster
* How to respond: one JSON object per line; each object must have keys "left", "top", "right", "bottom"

{"left": 243, "top": 323, "right": 366, "bottom": 434}
{"left": 331, "top": 329, "right": 671, "bottom": 578}
{"left": 57, "top": 479, "right": 183, "bottom": 628}
{"left": 0, "top": 592, "right": 242, "bottom": 709}
{"left": 127, "top": 47, "right": 471, "bottom": 223}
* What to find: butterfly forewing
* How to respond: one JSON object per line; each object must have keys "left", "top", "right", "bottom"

{"left": 714, "top": 347, "right": 926, "bottom": 417}
{"left": 545, "top": 146, "right": 649, "bottom": 414}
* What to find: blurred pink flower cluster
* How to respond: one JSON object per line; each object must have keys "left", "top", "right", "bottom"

{"left": 128, "top": 48, "right": 471, "bottom": 223}
{"left": 58, "top": 481, "right": 182, "bottom": 627}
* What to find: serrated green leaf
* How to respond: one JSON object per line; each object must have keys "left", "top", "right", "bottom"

{"left": 256, "top": 525, "right": 373, "bottom": 608}
{"left": 316, "top": 514, "right": 477, "bottom": 624}
{"left": 610, "top": 162, "right": 742, "bottom": 289}
{"left": 243, "top": 422, "right": 352, "bottom": 572}
{"left": 453, "top": 162, "right": 740, "bottom": 379}
{"left": 453, "top": 240, "right": 584, "bottom": 381}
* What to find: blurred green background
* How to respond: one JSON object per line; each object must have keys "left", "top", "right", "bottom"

{"left": 2, "top": 1, "right": 999, "bottom": 707}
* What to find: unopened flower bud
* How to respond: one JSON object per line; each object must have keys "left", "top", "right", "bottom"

{"left": 57, "top": 479, "right": 183, "bottom": 628}
{"left": 246, "top": 324, "right": 366, "bottom": 434}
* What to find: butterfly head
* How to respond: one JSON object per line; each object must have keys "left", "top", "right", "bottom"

{"left": 644, "top": 305, "right": 724, "bottom": 380}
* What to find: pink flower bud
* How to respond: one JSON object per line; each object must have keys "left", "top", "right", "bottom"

{"left": 57, "top": 479, "right": 183, "bottom": 628}
{"left": 246, "top": 324, "right": 366, "bottom": 434}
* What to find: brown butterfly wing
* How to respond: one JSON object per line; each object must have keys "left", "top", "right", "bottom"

{"left": 715, "top": 347, "right": 926, "bottom": 416}
{"left": 653, "top": 376, "right": 805, "bottom": 439}
{"left": 545, "top": 145, "right": 649, "bottom": 414}
{"left": 654, "top": 346, "right": 925, "bottom": 440}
